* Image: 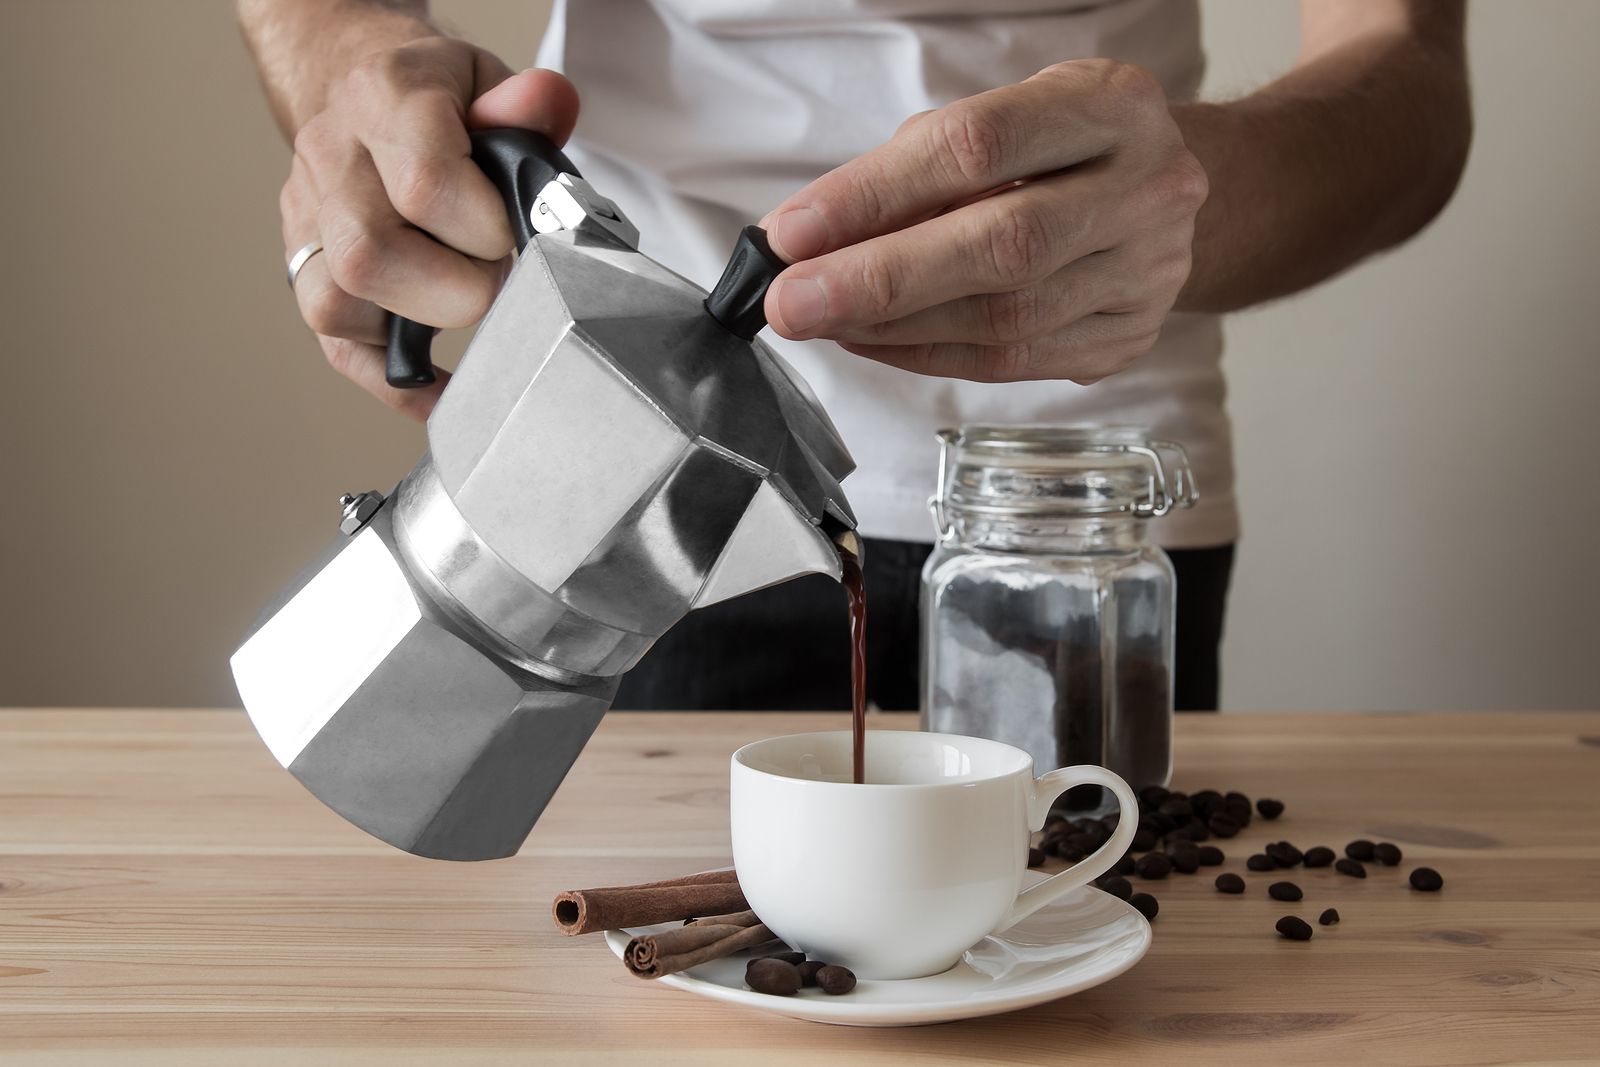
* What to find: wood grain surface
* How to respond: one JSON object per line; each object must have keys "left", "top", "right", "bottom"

{"left": 1, "top": 709, "right": 1596, "bottom": 1065}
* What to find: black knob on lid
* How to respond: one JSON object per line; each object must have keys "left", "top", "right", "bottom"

{"left": 704, "top": 225, "right": 787, "bottom": 340}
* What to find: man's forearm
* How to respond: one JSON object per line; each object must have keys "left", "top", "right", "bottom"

{"left": 1172, "top": 5, "right": 1471, "bottom": 313}
{"left": 238, "top": 0, "right": 441, "bottom": 137}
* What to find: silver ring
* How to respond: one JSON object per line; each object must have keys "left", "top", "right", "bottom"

{"left": 286, "top": 240, "right": 324, "bottom": 290}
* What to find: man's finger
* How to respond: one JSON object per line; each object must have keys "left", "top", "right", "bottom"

{"left": 283, "top": 156, "right": 389, "bottom": 345}
{"left": 831, "top": 251, "right": 1120, "bottom": 347}
{"left": 318, "top": 335, "right": 450, "bottom": 421}
{"left": 837, "top": 310, "right": 1160, "bottom": 385}
{"left": 466, "top": 67, "right": 581, "bottom": 142}
{"left": 315, "top": 142, "right": 507, "bottom": 329}
{"left": 765, "top": 168, "right": 1109, "bottom": 338}
{"left": 762, "top": 64, "right": 1129, "bottom": 261}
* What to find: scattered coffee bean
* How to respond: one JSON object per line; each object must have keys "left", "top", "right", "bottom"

{"left": 1268, "top": 881, "right": 1303, "bottom": 902}
{"left": 1138, "top": 785, "right": 1171, "bottom": 811}
{"left": 1215, "top": 873, "right": 1246, "bottom": 894}
{"left": 1168, "top": 847, "right": 1200, "bottom": 874}
{"left": 1097, "top": 875, "right": 1134, "bottom": 901}
{"left": 1409, "top": 867, "right": 1444, "bottom": 892}
{"left": 1303, "top": 846, "right": 1335, "bottom": 868}
{"left": 1135, "top": 853, "right": 1173, "bottom": 880}
{"left": 1159, "top": 797, "right": 1194, "bottom": 820}
{"left": 1247, "top": 853, "right": 1277, "bottom": 872}
{"left": 746, "top": 958, "right": 801, "bottom": 996}
{"left": 1266, "top": 842, "right": 1304, "bottom": 868}
{"left": 1318, "top": 908, "right": 1341, "bottom": 926}
{"left": 1148, "top": 812, "right": 1179, "bottom": 836}
{"left": 1027, "top": 847, "right": 1046, "bottom": 868}
{"left": 1197, "top": 845, "right": 1225, "bottom": 867}
{"left": 796, "top": 960, "right": 826, "bottom": 987}
{"left": 1225, "top": 790, "right": 1250, "bottom": 806}
{"left": 1169, "top": 822, "right": 1212, "bottom": 843}
{"left": 1373, "top": 842, "right": 1403, "bottom": 866}
{"left": 1275, "top": 915, "right": 1313, "bottom": 941}
{"left": 758, "top": 951, "right": 805, "bottom": 966}
{"left": 1257, "top": 798, "right": 1285, "bottom": 820}
{"left": 1190, "top": 789, "right": 1223, "bottom": 819}
{"left": 1129, "top": 892, "right": 1159, "bottom": 920}
{"left": 1335, "top": 857, "right": 1367, "bottom": 879}
{"left": 815, "top": 964, "right": 857, "bottom": 995}
{"left": 1042, "top": 817, "right": 1070, "bottom": 836}
{"left": 1039, "top": 832, "right": 1067, "bottom": 857}
{"left": 1345, "top": 839, "right": 1376, "bottom": 862}
{"left": 1207, "top": 814, "right": 1241, "bottom": 838}
{"left": 1131, "top": 828, "right": 1159, "bottom": 853}
{"left": 1113, "top": 853, "right": 1137, "bottom": 877}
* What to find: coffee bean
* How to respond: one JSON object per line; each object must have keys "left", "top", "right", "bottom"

{"left": 1168, "top": 847, "right": 1200, "bottom": 874}
{"left": 1318, "top": 908, "right": 1341, "bottom": 926}
{"left": 1159, "top": 797, "right": 1194, "bottom": 820}
{"left": 797, "top": 960, "right": 825, "bottom": 987}
{"left": 1207, "top": 814, "right": 1241, "bottom": 838}
{"left": 1257, "top": 798, "right": 1285, "bottom": 820}
{"left": 1097, "top": 875, "right": 1134, "bottom": 901}
{"left": 1275, "top": 915, "right": 1313, "bottom": 941}
{"left": 1190, "top": 789, "right": 1223, "bottom": 820}
{"left": 1039, "top": 832, "right": 1067, "bottom": 856}
{"left": 1335, "top": 857, "right": 1367, "bottom": 879}
{"left": 1113, "top": 853, "right": 1137, "bottom": 877}
{"left": 1303, "top": 846, "right": 1335, "bottom": 868}
{"left": 1345, "top": 839, "right": 1375, "bottom": 862}
{"left": 1409, "top": 867, "right": 1444, "bottom": 892}
{"left": 1131, "top": 828, "right": 1159, "bottom": 853}
{"left": 1197, "top": 845, "right": 1225, "bottom": 867}
{"left": 1138, "top": 785, "right": 1171, "bottom": 812}
{"left": 1042, "top": 817, "right": 1070, "bottom": 836}
{"left": 1027, "top": 847, "right": 1046, "bottom": 868}
{"left": 1268, "top": 881, "right": 1303, "bottom": 902}
{"left": 1066, "top": 832, "right": 1098, "bottom": 855}
{"left": 755, "top": 951, "right": 805, "bottom": 967}
{"left": 1215, "top": 873, "right": 1246, "bottom": 894}
{"left": 1373, "top": 842, "right": 1403, "bottom": 866}
{"left": 1135, "top": 853, "right": 1173, "bottom": 880}
{"left": 1129, "top": 892, "right": 1159, "bottom": 921}
{"left": 1171, "top": 821, "right": 1212, "bottom": 843}
{"left": 1266, "top": 843, "right": 1303, "bottom": 868}
{"left": 1225, "top": 791, "right": 1250, "bottom": 807}
{"left": 1247, "top": 853, "right": 1277, "bottom": 872}
{"left": 1222, "top": 800, "right": 1253, "bottom": 827}
{"left": 1149, "top": 812, "right": 1178, "bottom": 836}
{"left": 746, "top": 958, "right": 801, "bottom": 996}
{"left": 816, "top": 964, "right": 857, "bottom": 995}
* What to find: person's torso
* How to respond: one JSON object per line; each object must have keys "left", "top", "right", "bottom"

{"left": 535, "top": 0, "right": 1236, "bottom": 548}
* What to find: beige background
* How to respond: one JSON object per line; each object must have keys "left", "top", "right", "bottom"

{"left": 2, "top": 1, "right": 1596, "bottom": 710}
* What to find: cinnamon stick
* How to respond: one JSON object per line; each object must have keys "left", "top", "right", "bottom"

{"left": 625, "top": 917, "right": 775, "bottom": 979}
{"left": 552, "top": 869, "right": 747, "bottom": 936}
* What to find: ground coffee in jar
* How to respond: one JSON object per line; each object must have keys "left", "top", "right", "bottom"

{"left": 921, "top": 426, "right": 1197, "bottom": 813}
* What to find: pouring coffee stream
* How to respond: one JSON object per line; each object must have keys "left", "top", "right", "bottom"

{"left": 232, "top": 128, "right": 860, "bottom": 861}
{"left": 833, "top": 529, "right": 868, "bottom": 785}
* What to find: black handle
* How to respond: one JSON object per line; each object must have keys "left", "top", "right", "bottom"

{"left": 704, "top": 226, "right": 788, "bottom": 340}
{"left": 384, "top": 128, "right": 581, "bottom": 389}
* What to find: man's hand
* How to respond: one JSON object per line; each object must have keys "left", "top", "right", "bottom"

{"left": 760, "top": 61, "right": 1207, "bottom": 385}
{"left": 279, "top": 42, "right": 578, "bottom": 418}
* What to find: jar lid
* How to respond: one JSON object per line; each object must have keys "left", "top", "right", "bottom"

{"left": 930, "top": 424, "right": 1197, "bottom": 537}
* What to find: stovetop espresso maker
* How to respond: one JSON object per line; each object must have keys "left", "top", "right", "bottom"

{"left": 232, "top": 130, "right": 857, "bottom": 861}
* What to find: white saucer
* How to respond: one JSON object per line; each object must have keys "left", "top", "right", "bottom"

{"left": 603, "top": 872, "right": 1151, "bottom": 1027}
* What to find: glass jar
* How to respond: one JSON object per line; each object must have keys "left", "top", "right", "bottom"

{"left": 920, "top": 425, "right": 1197, "bottom": 811}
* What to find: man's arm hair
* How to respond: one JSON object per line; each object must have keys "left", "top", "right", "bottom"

{"left": 1173, "top": 0, "right": 1472, "bottom": 312}
{"left": 238, "top": 0, "right": 441, "bottom": 138}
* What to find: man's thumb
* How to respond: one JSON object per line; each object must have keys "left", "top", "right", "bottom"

{"left": 467, "top": 68, "right": 580, "bottom": 145}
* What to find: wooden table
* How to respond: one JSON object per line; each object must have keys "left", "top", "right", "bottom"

{"left": 1, "top": 710, "right": 1596, "bottom": 1065}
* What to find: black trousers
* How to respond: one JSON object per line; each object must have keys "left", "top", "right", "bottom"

{"left": 614, "top": 539, "right": 1236, "bottom": 712}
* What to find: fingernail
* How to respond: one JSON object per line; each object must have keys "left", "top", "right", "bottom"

{"left": 769, "top": 207, "right": 829, "bottom": 261}
{"left": 772, "top": 276, "right": 827, "bottom": 335}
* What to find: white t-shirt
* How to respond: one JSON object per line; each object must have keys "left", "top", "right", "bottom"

{"left": 535, "top": 0, "right": 1236, "bottom": 548}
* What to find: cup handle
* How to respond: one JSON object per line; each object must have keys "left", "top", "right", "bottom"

{"left": 991, "top": 764, "right": 1140, "bottom": 933}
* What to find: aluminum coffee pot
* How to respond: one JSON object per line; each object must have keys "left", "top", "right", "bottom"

{"left": 232, "top": 130, "right": 857, "bottom": 861}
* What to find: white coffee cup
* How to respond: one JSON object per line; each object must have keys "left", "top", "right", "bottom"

{"left": 729, "top": 730, "right": 1138, "bottom": 980}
